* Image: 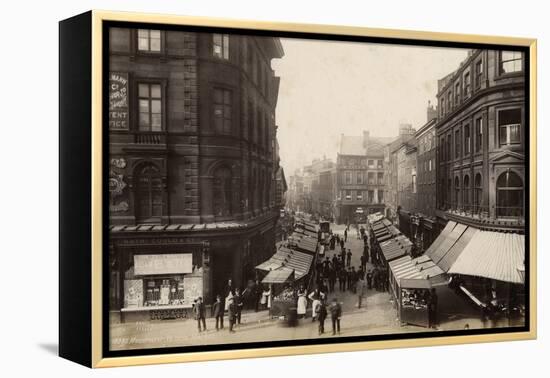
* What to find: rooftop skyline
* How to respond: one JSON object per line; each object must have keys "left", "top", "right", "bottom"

{"left": 272, "top": 38, "right": 469, "bottom": 175}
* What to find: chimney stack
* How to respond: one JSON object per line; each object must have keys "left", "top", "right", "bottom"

{"left": 363, "top": 130, "right": 370, "bottom": 148}
{"left": 427, "top": 101, "right": 437, "bottom": 122}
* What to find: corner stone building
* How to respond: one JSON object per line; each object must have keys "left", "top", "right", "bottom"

{"left": 107, "top": 27, "right": 284, "bottom": 317}
{"left": 436, "top": 49, "right": 526, "bottom": 230}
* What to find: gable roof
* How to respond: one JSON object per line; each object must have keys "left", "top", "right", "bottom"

{"left": 339, "top": 135, "right": 365, "bottom": 155}
{"left": 339, "top": 135, "right": 397, "bottom": 156}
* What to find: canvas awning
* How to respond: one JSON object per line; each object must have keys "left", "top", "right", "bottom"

{"left": 429, "top": 223, "right": 468, "bottom": 264}
{"left": 372, "top": 222, "right": 386, "bottom": 231}
{"left": 425, "top": 220, "right": 456, "bottom": 258}
{"left": 389, "top": 256, "right": 424, "bottom": 282}
{"left": 388, "top": 225, "right": 401, "bottom": 236}
{"left": 262, "top": 267, "right": 295, "bottom": 284}
{"left": 293, "top": 228, "right": 317, "bottom": 238}
{"left": 256, "top": 247, "right": 314, "bottom": 280}
{"left": 389, "top": 254, "right": 447, "bottom": 288}
{"left": 448, "top": 231, "right": 525, "bottom": 284}
{"left": 437, "top": 226, "right": 479, "bottom": 272}
{"left": 379, "top": 239, "right": 410, "bottom": 262}
{"left": 288, "top": 235, "right": 318, "bottom": 254}
{"left": 412, "top": 255, "right": 448, "bottom": 286}
{"left": 367, "top": 212, "right": 384, "bottom": 223}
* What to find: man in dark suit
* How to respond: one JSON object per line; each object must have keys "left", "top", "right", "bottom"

{"left": 428, "top": 288, "right": 439, "bottom": 329}
{"left": 194, "top": 297, "right": 206, "bottom": 332}
{"left": 234, "top": 288, "right": 244, "bottom": 325}
{"left": 360, "top": 253, "right": 367, "bottom": 271}
{"left": 317, "top": 299, "right": 328, "bottom": 335}
{"left": 328, "top": 265, "right": 337, "bottom": 293}
{"left": 329, "top": 298, "right": 342, "bottom": 335}
{"left": 227, "top": 297, "right": 237, "bottom": 333}
{"left": 339, "top": 267, "right": 347, "bottom": 291}
{"left": 212, "top": 294, "right": 224, "bottom": 331}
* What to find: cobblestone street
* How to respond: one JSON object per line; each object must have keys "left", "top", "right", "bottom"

{"left": 110, "top": 223, "right": 513, "bottom": 351}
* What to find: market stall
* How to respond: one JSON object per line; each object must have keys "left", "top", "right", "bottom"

{"left": 266, "top": 272, "right": 297, "bottom": 318}
{"left": 388, "top": 253, "right": 447, "bottom": 327}
{"left": 255, "top": 246, "right": 315, "bottom": 317}
{"left": 399, "top": 279, "right": 432, "bottom": 327}
{"left": 388, "top": 256, "right": 428, "bottom": 327}
{"left": 288, "top": 234, "right": 318, "bottom": 254}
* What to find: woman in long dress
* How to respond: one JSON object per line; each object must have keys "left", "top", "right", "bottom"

{"left": 261, "top": 285, "right": 272, "bottom": 310}
{"left": 297, "top": 285, "right": 307, "bottom": 318}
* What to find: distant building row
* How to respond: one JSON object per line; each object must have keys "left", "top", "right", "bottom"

{"left": 287, "top": 48, "right": 525, "bottom": 252}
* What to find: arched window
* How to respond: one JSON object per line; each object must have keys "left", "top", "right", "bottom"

{"left": 463, "top": 175, "right": 470, "bottom": 210}
{"left": 135, "top": 164, "right": 162, "bottom": 223}
{"left": 213, "top": 166, "right": 233, "bottom": 217}
{"left": 474, "top": 173, "right": 482, "bottom": 213}
{"left": 454, "top": 176, "right": 460, "bottom": 209}
{"left": 496, "top": 171, "right": 523, "bottom": 217}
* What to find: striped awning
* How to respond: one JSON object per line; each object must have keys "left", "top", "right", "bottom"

{"left": 367, "top": 212, "right": 384, "bottom": 223}
{"left": 380, "top": 239, "right": 409, "bottom": 262}
{"left": 256, "top": 247, "right": 314, "bottom": 280}
{"left": 288, "top": 235, "right": 318, "bottom": 253}
{"left": 390, "top": 255, "right": 448, "bottom": 287}
{"left": 438, "top": 226, "right": 479, "bottom": 272}
{"left": 425, "top": 220, "right": 456, "bottom": 258}
{"left": 262, "top": 267, "right": 295, "bottom": 284}
{"left": 448, "top": 231, "right": 525, "bottom": 284}
{"left": 389, "top": 256, "right": 424, "bottom": 281}
{"left": 412, "top": 255, "right": 447, "bottom": 286}
{"left": 429, "top": 223, "right": 468, "bottom": 264}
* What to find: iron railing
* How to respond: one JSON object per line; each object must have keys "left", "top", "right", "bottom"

{"left": 440, "top": 202, "right": 524, "bottom": 219}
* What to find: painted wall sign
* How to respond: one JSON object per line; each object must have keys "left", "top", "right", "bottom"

{"left": 109, "top": 72, "right": 129, "bottom": 129}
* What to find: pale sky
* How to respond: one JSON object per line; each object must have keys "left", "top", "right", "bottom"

{"left": 271, "top": 38, "right": 468, "bottom": 175}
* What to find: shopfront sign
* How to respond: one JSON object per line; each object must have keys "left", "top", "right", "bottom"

{"left": 109, "top": 72, "right": 129, "bottom": 129}
{"left": 134, "top": 253, "right": 193, "bottom": 276}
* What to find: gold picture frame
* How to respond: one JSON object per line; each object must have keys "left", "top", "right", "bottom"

{"left": 59, "top": 10, "right": 537, "bottom": 368}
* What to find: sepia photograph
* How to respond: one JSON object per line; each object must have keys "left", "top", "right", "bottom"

{"left": 106, "top": 24, "right": 528, "bottom": 353}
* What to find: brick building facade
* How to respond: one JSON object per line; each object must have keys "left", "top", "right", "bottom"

{"left": 334, "top": 132, "right": 392, "bottom": 224}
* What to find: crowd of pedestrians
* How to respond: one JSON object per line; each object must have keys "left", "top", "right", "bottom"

{"left": 191, "top": 220, "right": 393, "bottom": 337}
